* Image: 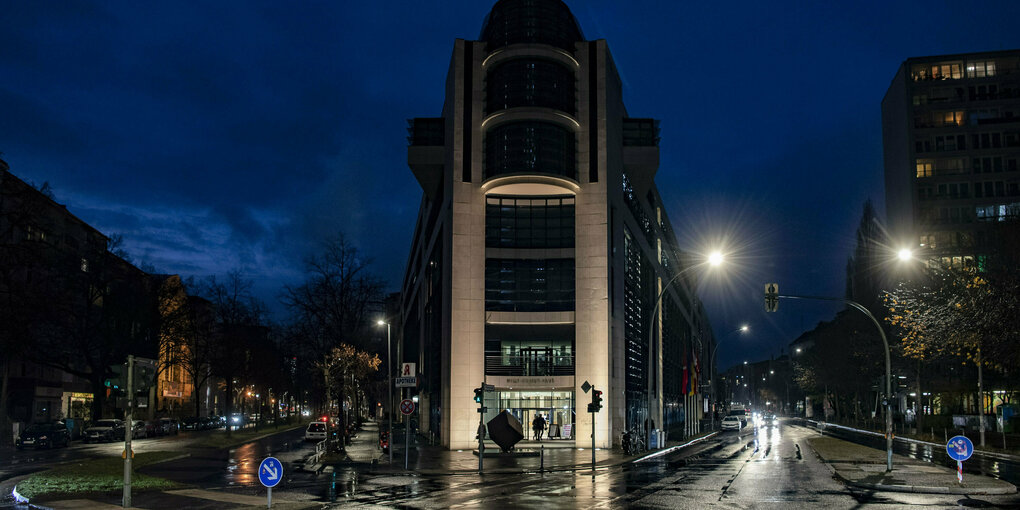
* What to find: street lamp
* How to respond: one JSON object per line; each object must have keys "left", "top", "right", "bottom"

{"left": 376, "top": 319, "right": 393, "bottom": 465}
{"left": 708, "top": 325, "right": 749, "bottom": 430}
{"left": 646, "top": 252, "right": 724, "bottom": 444}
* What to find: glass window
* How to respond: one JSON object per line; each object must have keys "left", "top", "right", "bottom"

{"left": 484, "top": 121, "right": 576, "bottom": 180}
{"left": 966, "top": 60, "right": 996, "bottom": 78}
{"left": 486, "top": 59, "right": 575, "bottom": 115}
{"left": 486, "top": 196, "right": 575, "bottom": 249}
{"left": 485, "top": 258, "right": 575, "bottom": 312}
{"left": 916, "top": 160, "right": 934, "bottom": 178}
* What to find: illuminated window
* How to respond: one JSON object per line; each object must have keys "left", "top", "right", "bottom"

{"left": 913, "top": 63, "right": 962, "bottom": 81}
{"left": 916, "top": 160, "right": 934, "bottom": 178}
{"left": 80, "top": 258, "right": 89, "bottom": 273}
{"left": 966, "top": 61, "right": 996, "bottom": 78}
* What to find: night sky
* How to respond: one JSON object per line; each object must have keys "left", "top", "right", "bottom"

{"left": 3, "top": 1, "right": 1019, "bottom": 372}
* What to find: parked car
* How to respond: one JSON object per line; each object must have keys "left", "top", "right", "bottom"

{"left": 85, "top": 419, "right": 124, "bottom": 443}
{"left": 159, "top": 418, "right": 179, "bottom": 435}
{"left": 131, "top": 420, "right": 148, "bottom": 439}
{"left": 304, "top": 421, "right": 327, "bottom": 442}
{"left": 720, "top": 415, "right": 743, "bottom": 431}
{"left": 181, "top": 416, "right": 202, "bottom": 431}
{"left": 16, "top": 422, "right": 71, "bottom": 449}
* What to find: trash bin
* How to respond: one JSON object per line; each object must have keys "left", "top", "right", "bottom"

{"left": 998, "top": 404, "right": 1017, "bottom": 433}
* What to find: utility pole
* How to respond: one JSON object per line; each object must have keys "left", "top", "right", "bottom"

{"left": 123, "top": 355, "right": 134, "bottom": 508}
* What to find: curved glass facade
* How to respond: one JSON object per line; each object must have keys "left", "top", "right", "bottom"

{"left": 480, "top": 0, "right": 583, "bottom": 54}
{"left": 486, "top": 59, "right": 575, "bottom": 115}
{"left": 486, "top": 195, "right": 575, "bottom": 249}
{"left": 484, "top": 121, "right": 576, "bottom": 180}
{"left": 485, "top": 258, "right": 575, "bottom": 312}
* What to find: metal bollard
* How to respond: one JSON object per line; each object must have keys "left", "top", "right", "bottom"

{"left": 540, "top": 445, "right": 544, "bottom": 472}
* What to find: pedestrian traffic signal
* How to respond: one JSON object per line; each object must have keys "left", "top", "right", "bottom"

{"left": 591, "top": 389, "right": 603, "bottom": 412}
{"left": 474, "top": 386, "right": 484, "bottom": 404}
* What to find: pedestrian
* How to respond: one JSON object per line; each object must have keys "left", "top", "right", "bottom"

{"left": 537, "top": 414, "right": 547, "bottom": 441}
{"left": 532, "top": 414, "right": 542, "bottom": 441}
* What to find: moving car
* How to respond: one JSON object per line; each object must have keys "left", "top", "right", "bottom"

{"left": 727, "top": 409, "right": 748, "bottom": 427}
{"left": 720, "top": 415, "right": 743, "bottom": 431}
{"left": 16, "top": 422, "right": 71, "bottom": 449}
{"left": 85, "top": 419, "right": 124, "bottom": 443}
{"left": 762, "top": 413, "right": 778, "bottom": 427}
{"left": 305, "top": 421, "right": 327, "bottom": 442}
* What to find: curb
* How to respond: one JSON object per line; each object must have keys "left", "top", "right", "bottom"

{"left": 833, "top": 471, "right": 1018, "bottom": 495}
{"left": 800, "top": 424, "right": 1018, "bottom": 496}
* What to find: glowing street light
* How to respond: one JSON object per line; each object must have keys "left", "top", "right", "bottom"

{"left": 709, "top": 251, "right": 724, "bottom": 267}
{"left": 897, "top": 248, "right": 913, "bottom": 262}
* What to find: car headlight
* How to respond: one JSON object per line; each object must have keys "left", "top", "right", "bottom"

{"left": 39, "top": 436, "right": 48, "bottom": 440}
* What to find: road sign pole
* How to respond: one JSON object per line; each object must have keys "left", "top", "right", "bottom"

{"left": 404, "top": 388, "right": 410, "bottom": 470}
{"left": 258, "top": 456, "right": 283, "bottom": 505}
{"left": 123, "top": 355, "right": 133, "bottom": 508}
{"left": 591, "top": 404, "right": 596, "bottom": 471}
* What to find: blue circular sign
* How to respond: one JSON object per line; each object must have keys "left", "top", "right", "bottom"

{"left": 258, "top": 456, "right": 284, "bottom": 488}
{"left": 947, "top": 435, "right": 974, "bottom": 462}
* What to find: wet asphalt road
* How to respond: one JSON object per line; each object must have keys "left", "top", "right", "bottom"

{"left": 7, "top": 420, "right": 1020, "bottom": 508}
{"left": 301, "top": 421, "right": 1020, "bottom": 508}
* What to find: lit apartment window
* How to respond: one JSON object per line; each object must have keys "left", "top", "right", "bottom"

{"left": 966, "top": 61, "right": 996, "bottom": 78}
{"left": 912, "top": 63, "right": 962, "bottom": 81}
{"left": 915, "top": 160, "right": 934, "bottom": 178}
{"left": 80, "top": 258, "right": 89, "bottom": 272}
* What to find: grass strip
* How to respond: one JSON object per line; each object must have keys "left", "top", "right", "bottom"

{"left": 16, "top": 451, "right": 184, "bottom": 501}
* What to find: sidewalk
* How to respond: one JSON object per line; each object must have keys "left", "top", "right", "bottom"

{"left": 329, "top": 419, "right": 710, "bottom": 475}
{"left": 807, "top": 435, "right": 1017, "bottom": 495}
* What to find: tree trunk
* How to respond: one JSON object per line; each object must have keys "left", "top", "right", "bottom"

{"left": 91, "top": 374, "right": 107, "bottom": 422}
{"left": 0, "top": 359, "right": 11, "bottom": 446}
{"left": 225, "top": 376, "right": 234, "bottom": 437}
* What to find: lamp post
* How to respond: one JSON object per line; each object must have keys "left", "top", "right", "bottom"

{"left": 708, "top": 325, "right": 748, "bottom": 430}
{"left": 377, "top": 319, "right": 393, "bottom": 465}
{"left": 772, "top": 293, "right": 893, "bottom": 472}
{"left": 646, "top": 251, "right": 723, "bottom": 445}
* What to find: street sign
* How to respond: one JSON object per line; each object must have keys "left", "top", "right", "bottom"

{"left": 399, "top": 398, "right": 415, "bottom": 415}
{"left": 477, "top": 406, "right": 487, "bottom": 413}
{"left": 483, "top": 384, "right": 495, "bottom": 392}
{"left": 258, "top": 456, "right": 283, "bottom": 488}
{"left": 400, "top": 363, "right": 416, "bottom": 378}
{"left": 947, "top": 435, "right": 974, "bottom": 462}
{"left": 395, "top": 376, "right": 417, "bottom": 387}
{"left": 581, "top": 380, "right": 591, "bottom": 394}
{"left": 765, "top": 283, "right": 779, "bottom": 312}
{"left": 947, "top": 435, "right": 973, "bottom": 484}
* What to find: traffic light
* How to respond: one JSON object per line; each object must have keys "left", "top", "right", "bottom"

{"left": 591, "top": 389, "right": 603, "bottom": 412}
{"left": 474, "top": 386, "right": 484, "bottom": 404}
{"left": 133, "top": 363, "right": 155, "bottom": 395}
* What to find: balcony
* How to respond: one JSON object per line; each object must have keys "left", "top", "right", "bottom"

{"left": 485, "top": 354, "right": 574, "bottom": 377}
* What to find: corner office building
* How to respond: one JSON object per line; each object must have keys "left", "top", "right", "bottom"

{"left": 401, "top": 0, "right": 714, "bottom": 450}
{"left": 883, "top": 50, "right": 1020, "bottom": 265}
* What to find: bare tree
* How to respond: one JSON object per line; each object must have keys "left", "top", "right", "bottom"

{"left": 282, "top": 234, "right": 383, "bottom": 419}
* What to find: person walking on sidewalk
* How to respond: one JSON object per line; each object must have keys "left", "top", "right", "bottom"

{"left": 533, "top": 414, "right": 547, "bottom": 441}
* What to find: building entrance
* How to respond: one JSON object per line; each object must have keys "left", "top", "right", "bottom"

{"left": 492, "top": 390, "right": 574, "bottom": 440}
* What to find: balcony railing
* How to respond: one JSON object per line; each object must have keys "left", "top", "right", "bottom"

{"left": 485, "top": 354, "right": 574, "bottom": 377}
